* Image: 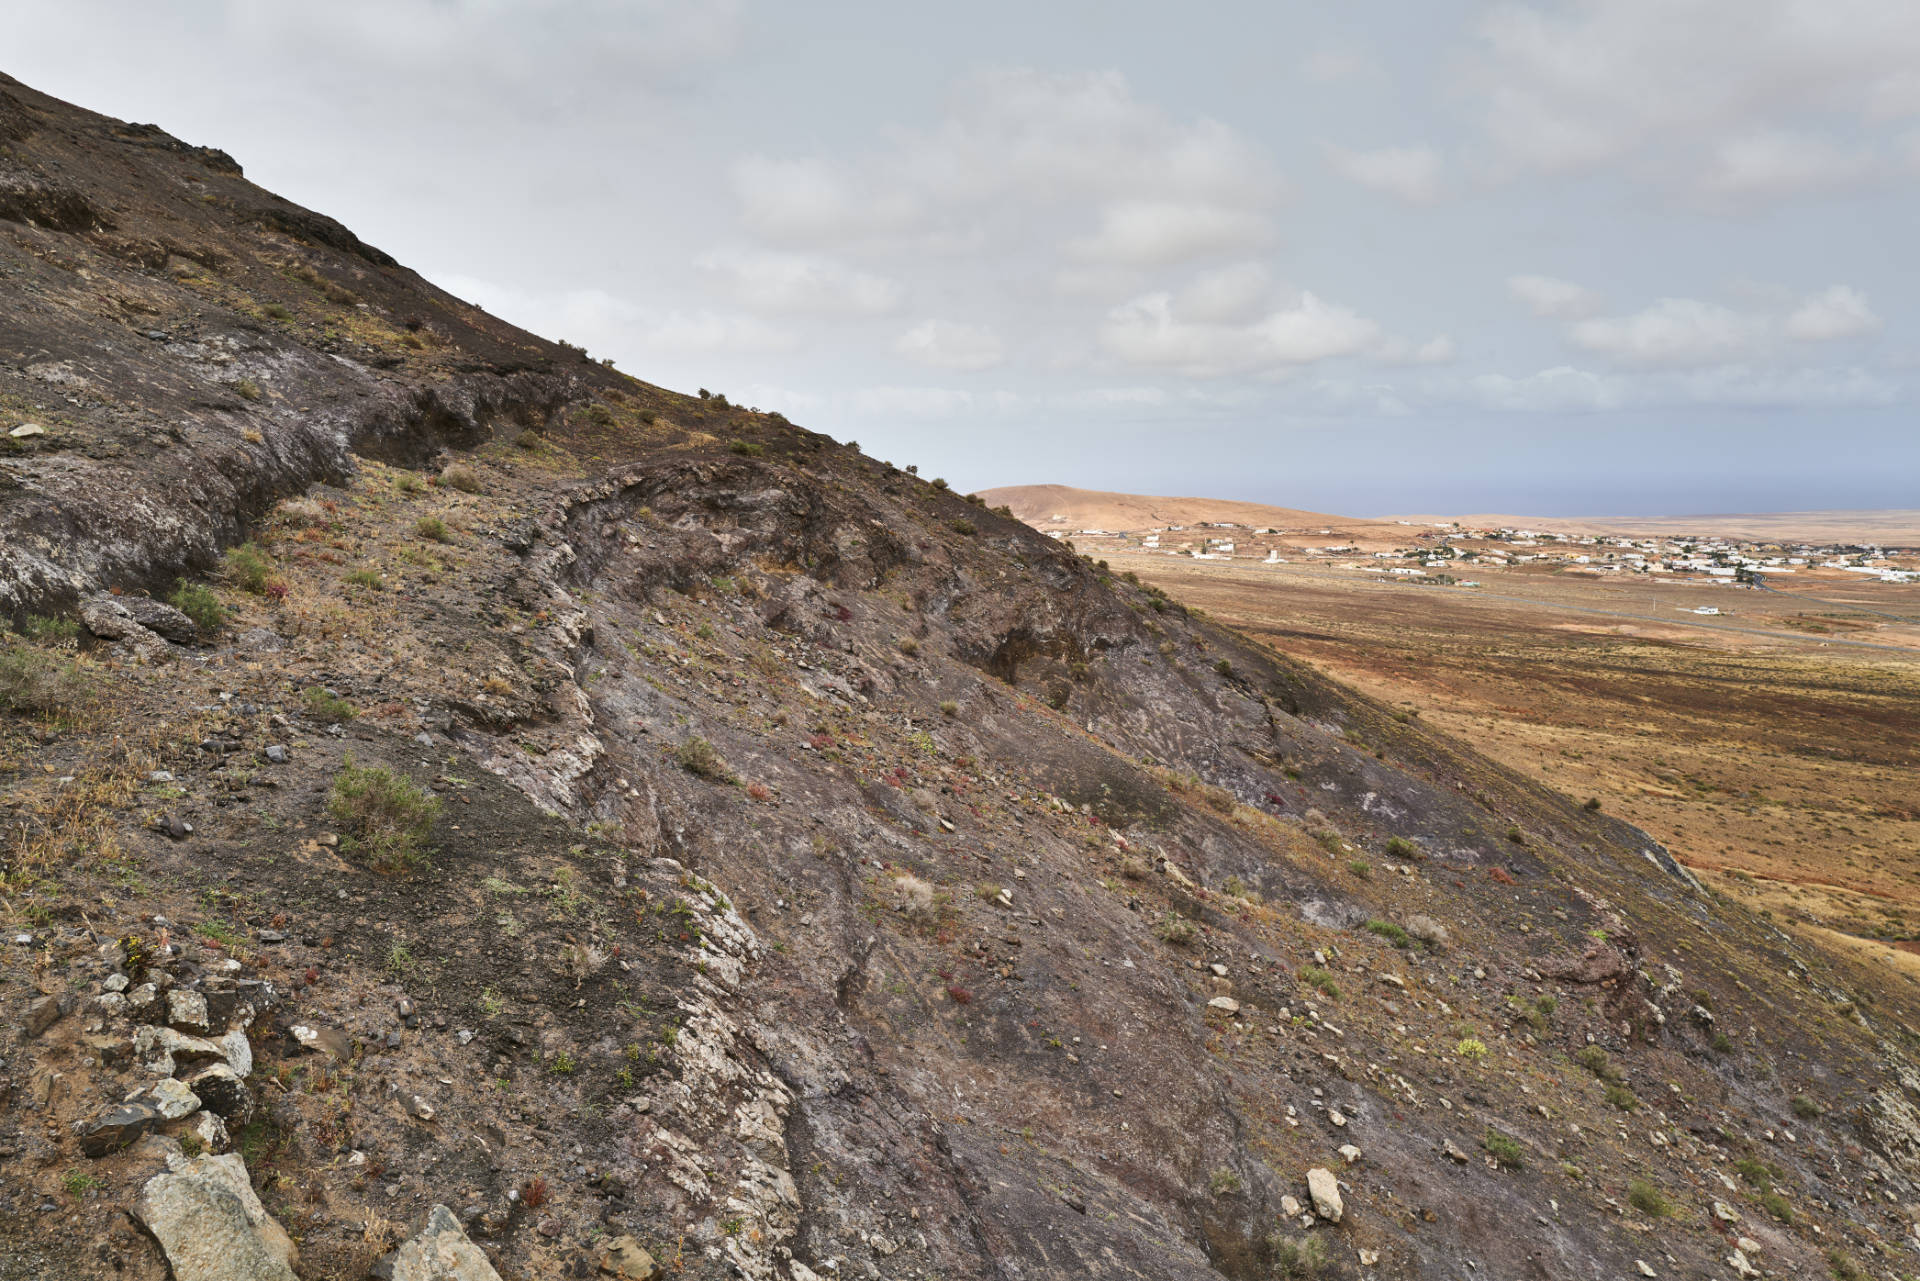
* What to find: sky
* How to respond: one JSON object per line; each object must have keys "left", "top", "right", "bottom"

{"left": 11, "top": 1, "right": 1920, "bottom": 517}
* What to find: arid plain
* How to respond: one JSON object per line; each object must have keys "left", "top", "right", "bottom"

{"left": 987, "top": 486, "right": 1920, "bottom": 978}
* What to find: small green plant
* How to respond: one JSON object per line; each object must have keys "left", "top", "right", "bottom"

{"left": 234, "top": 377, "right": 263, "bottom": 401}
{"left": 674, "top": 736, "right": 735, "bottom": 783}
{"left": 1711, "top": 1031, "right": 1735, "bottom": 1053}
{"left": 1827, "top": 1248, "right": 1869, "bottom": 1280}
{"left": 20, "top": 615, "right": 79, "bottom": 644}
{"left": 1604, "top": 1084, "right": 1638, "bottom": 1111}
{"left": 1626, "top": 1179, "right": 1673, "bottom": 1217}
{"left": 1574, "top": 1046, "right": 1621, "bottom": 1083}
{"left": 328, "top": 755, "right": 441, "bottom": 873}
{"left": 1505, "top": 825, "right": 1526, "bottom": 844}
{"left": 549, "top": 1050, "right": 577, "bottom": 1075}
{"left": 415, "top": 515, "right": 452, "bottom": 543}
{"left": 222, "top": 543, "right": 277, "bottom": 594}
{"left": 395, "top": 472, "right": 424, "bottom": 494}
{"left": 1268, "top": 1234, "right": 1330, "bottom": 1278}
{"left": 976, "top": 882, "right": 1003, "bottom": 901}
{"left": 169, "top": 583, "right": 225, "bottom": 632}
{"left": 939, "top": 699, "right": 958, "bottom": 717}
{"left": 930, "top": 477, "right": 949, "bottom": 490}
{"left": 949, "top": 519, "right": 976, "bottom": 536}
{"left": 1455, "top": 1037, "right": 1490, "bottom": 1060}
{"left": 1207, "top": 1167, "right": 1242, "bottom": 1196}
{"left": 262, "top": 302, "right": 293, "bottom": 321}
{"left": 1347, "top": 858, "right": 1371, "bottom": 879}
{"left": 0, "top": 643, "right": 92, "bottom": 717}
{"left": 1583, "top": 796, "right": 1602, "bottom": 811}
{"left": 1384, "top": 836, "right": 1417, "bottom": 859}
{"left": 1301, "top": 966, "right": 1341, "bottom": 999}
{"left": 897, "top": 636, "right": 920, "bottom": 657}
{"left": 303, "top": 686, "right": 356, "bottom": 722}
{"left": 727, "top": 439, "right": 764, "bottom": 457}
{"left": 1482, "top": 1127, "right": 1524, "bottom": 1169}
{"left": 1154, "top": 913, "right": 1197, "bottom": 946}
{"left": 1366, "top": 919, "right": 1411, "bottom": 948}
{"left": 345, "top": 568, "right": 382, "bottom": 590}
{"left": 1790, "top": 1093, "right": 1822, "bottom": 1119}
{"left": 61, "top": 1169, "right": 100, "bottom": 1199}
{"left": 386, "top": 943, "right": 415, "bottom": 975}
{"left": 1760, "top": 1191, "right": 1792, "bottom": 1223}
{"left": 477, "top": 988, "right": 504, "bottom": 1018}
{"left": 440, "top": 463, "right": 483, "bottom": 493}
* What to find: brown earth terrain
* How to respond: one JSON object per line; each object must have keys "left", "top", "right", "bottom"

{"left": 1110, "top": 554, "right": 1920, "bottom": 986}
{"left": 6, "top": 71, "right": 1920, "bottom": 1281}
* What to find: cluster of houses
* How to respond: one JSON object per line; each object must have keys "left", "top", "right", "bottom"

{"left": 1045, "top": 519, "right": 1919, "bottom": 588}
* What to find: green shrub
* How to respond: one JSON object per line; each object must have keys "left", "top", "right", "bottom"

{"left": 1828, "top": 1248, "right": 1869, "bottom": 1280}
{"left": 0, "top": 643, "right": 92, "bottom": 718}
{"left": 930, "top": 477, "right": 949, "bottom": 490}
{"left": 1267, "top": 1234, "right": 1330, "bottom": 1278}
{"left": 1301, "top": 966, "right": 1340, "bottom": 999}
{"left": 169, "top": 583, "right": 224, "bottom": 633}
{"left": 1347, "top": 858, "right": 1371, "bottom": 880}
{"left": 345, "top": 568, "right": 382, "bottom": 590}
{"left": 303, "top": 686, "right": 356, "bottom": 722}
{"left": 1366, "top": 919, "right": 1411, "bottom": 948}
{"left": 328, "top": 755, "right": 441, "bottom": 873}
{"left": 897, "top": 637, "right": 920, "bottom": 657}
{"left": 1583, "top": 796, "right": 1602, "bottom": 811}
{"left": 1760, "top": 1191, "right": 1792, "bottom": 1222}
{"left": 1626, "top": 1179, "right": 1672, "bottom": 1217}
{"left": 1154, "top": 913, "right": 1197, "bottom": 946}
{"left": 415, "top": 515, "right": 452, "bottom": 543}
{"left": 1604, "top": 1084, "right": 1638, "bottom": 1111}
{"left": 1482, "top": 1127, "right": 1524, "bottom": 1169}
{"left": 440, "top": 463, "right": 483, "bottom": 493}
{"left": 1213, "top": 658, "right": 1233, "bottom": 677}
{"left": 674, "top": 736, "right": 735, "bottom": 783}
{"left": 1207, "top": 1167, "right": 1242, "bottom": 1195}
{"left": 395, "top": 472, "right": 424, "bottom": 494}
{"left": 1574, "top": 1046, "right": 1622, "bottom": 1083}
{"left": 1384, "top": 835, "right": 1417, "bottom": 858}
{"left": 1790, "top": 1093, "right": 1822, "bottom": 1119}
{"left": 234, "top": 377, "right": 262, "bottom": 401}
{"left": 20, "top": 615, "right": 78, "bottom": 644}
{"left": 1455, "top": 1037, "right": 1489, "bottom": 1060}
{"left": 939, "top": 700, "right": 958, "bottom": 717}
{"left": 727, "top": 439, "right": 764, "bottom": 457}
{"left": 949, "top": 519, "right": 976, "bottom": 536}
{"left": 222, "top": 543, "right": 276, "bottom": 594}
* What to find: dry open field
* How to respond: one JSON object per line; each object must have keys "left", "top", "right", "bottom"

{"left": 1112, "top": 551, "right": 1920, "bottom": 966}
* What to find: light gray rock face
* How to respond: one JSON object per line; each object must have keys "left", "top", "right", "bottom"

{"left": 388, "top": 1204, "right": 503, "bottom": 1281}
{"left": 134, "top": 1152, "right": 299, "bottom": 1281}
{"left": 1306, "top": 1167, "right": 1343, "bottom": 1223}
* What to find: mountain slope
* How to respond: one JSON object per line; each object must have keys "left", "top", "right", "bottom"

{"left": 4, "top": 72, "right": 1919, "bottom": 1281}
{"left": 976, "top": 484, "right": 1357, "bottom": 533}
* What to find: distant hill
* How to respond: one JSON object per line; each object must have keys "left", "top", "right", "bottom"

{"left": 1399, "top": 510, "right": 1920, "bottom": 546}
{"left": 977, "top": 483, "right": 1361, "bottom": 532}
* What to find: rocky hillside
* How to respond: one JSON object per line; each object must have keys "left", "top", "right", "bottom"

{"left": 4, "top": 71, "right": 1920, "bottom": 1281}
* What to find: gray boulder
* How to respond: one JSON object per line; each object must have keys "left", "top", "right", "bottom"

{"left": 79, "top": 1102, "right": 159, "bottom": 1157}
{"left": 135, "top": 1151, "right": 299, "bottom": 1281}
{"left": 387, "top": 1204, "right": 503, "bottom": 1281}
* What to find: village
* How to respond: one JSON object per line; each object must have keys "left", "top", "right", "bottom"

{"left": 1039, "top": 511, "right": 1920, "bottom": 615}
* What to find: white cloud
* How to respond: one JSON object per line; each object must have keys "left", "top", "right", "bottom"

{"left": 1472, "top": 0, "right": 1920, "bottom": 196}
{"left": 1471, "top": 366, "right": 1625, "bottom": 412}
{"left": 1784, "top": 285, "right": 1880, "bottom": 341}
{"left": 1323, "top": 144, "right": 1444, "bottom": 204}
{"left": 1376, "top": 335, "right": 1458, "bottom": 365}
{"left": 730, "top": 155, "right": 920, "bottom": 243}
{"left": 1569, "top": 298, "right": 1767, "bottom": 367}
{"left": 436, "top": 275, "right": 797, "bottom": 357}
{"left": 731, "top": 68, "right": 1278, "bottom": 252}
{"left": 1566, "top": 286, "right": 1881, "bottom": 365}
{"left": 1068, "top": 200, "right": 1272, "bottom": 266}
{"left": 1100, "top": 288, "right": 1381, "bottom": 377}
{"left": 847, "top": 386, "right": 977, "bottom": 417}
{"left": 1507, "top": 274, "right": 1603, "bottom": 320}
{"left": 893, "top": 320, "right": 1006, "bottom": 372}
{"left": 1697, "top": 132, "right": 1878, "bottom": 199}
{"left": 1171, "top": 262, "right": 1275, "bottom": 323}
{"left": 695, "top": 248, "right": 902, "bottom": 315}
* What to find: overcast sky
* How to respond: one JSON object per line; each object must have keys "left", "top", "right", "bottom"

{"left": 13, "top": 2, "right": 1920, "bottom": 516}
